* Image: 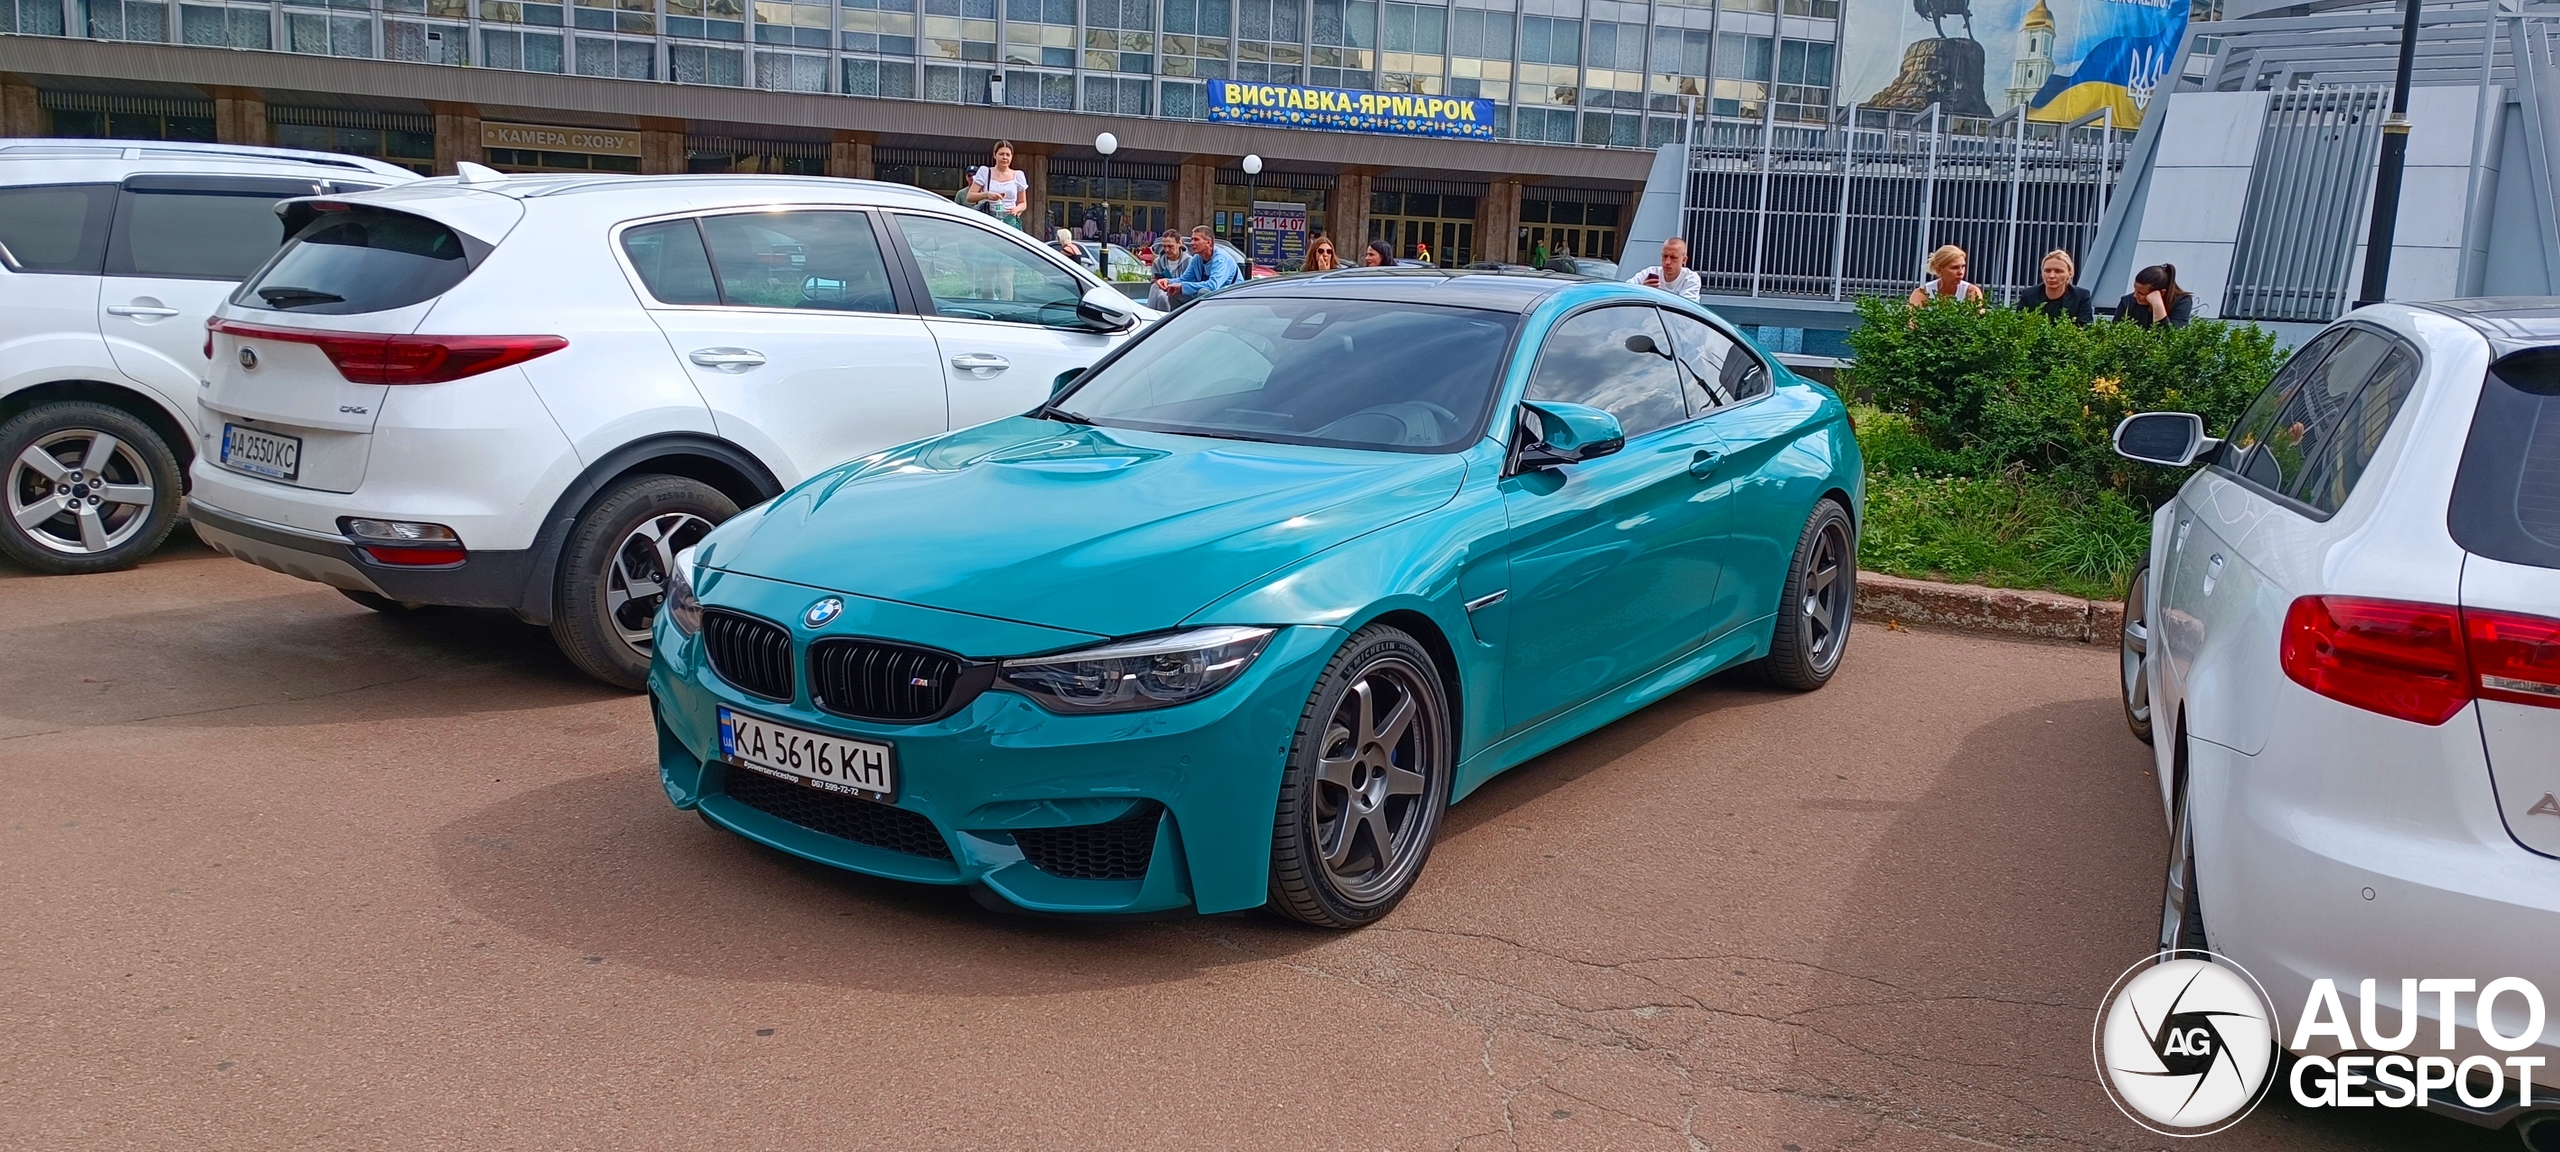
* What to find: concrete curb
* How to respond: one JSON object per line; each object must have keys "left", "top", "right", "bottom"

{"left": 1855, "top": 571, "right": 2126, "bottom": 646}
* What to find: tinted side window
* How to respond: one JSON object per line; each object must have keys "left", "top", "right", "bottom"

{"left": 238, "top": 206, "right": 472, "bottom": 314}
{"left": 2232, "top": 329, "right": 2391, "bottom": 497}
{"left": 114, "top": 190, "right": 290, "bottom": 279}
{"left": 620, "top": 218, "right": 719, "bottom": 305}
{"left": 1660, "top": 310, "right": 1768, "bottom": 412}
{"left": 0, "top": 184, "right": 115, "bottom": 274}
{"left": 701, "top": 210, "right": 896, "bottom": 313}
{"left": 1525, "top": 306, "right": 1689, "bottom": 439}
{"left": 2220, "top": 327, "right": 2344, "bottom": 468}
{"left": 893, "top": 213, "right": 1084, "bottom": 326}
{"left": 2290, "top": 345, "right": 2418, "bottom": 514}
{"left": 2450, "top": 348, "right": 2560, "bottom": 570}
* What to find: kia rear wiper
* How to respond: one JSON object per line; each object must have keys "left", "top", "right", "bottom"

{"left": 258, "top": 286, "right": 344, "bottom": 309}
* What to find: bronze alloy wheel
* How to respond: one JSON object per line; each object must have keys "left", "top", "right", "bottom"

{"left": 1269, "top": 625, "right": 1452, "bottom": 927}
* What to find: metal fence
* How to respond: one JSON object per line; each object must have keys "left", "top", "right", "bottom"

{"left": 2223, "top": 86, "right": 2388, "bottom": 322}
{"left": 1674, "top": 104, "right": 2129, "bottom": 303}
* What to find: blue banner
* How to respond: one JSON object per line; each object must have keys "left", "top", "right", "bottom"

{"left": 1206, "top": 82, "right": 1498, "bottom": 140}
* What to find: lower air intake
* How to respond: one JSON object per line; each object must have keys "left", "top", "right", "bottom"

{"left": 721, "top": 768, "right": 953, "bottom": 861}
{"left": 1013, "top": 802, "right": 1162, "bottom": 880}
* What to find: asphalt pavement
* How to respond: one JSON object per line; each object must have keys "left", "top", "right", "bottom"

{"left": 0, "top": 534, "right": 2513, "bottom": 1150}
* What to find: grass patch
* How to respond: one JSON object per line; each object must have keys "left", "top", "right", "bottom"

{"left": 1855, "top": 405, "right": 2149, "bottom": 602}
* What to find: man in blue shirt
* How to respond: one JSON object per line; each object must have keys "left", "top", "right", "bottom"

{"left": 1155, "top": 225, "right": 1240, "bottom": 305}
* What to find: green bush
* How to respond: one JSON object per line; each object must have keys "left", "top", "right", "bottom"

{"left": 1843, "top": 296, "right": 2281, "bottom": 506}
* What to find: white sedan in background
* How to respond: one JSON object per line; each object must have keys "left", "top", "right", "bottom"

{"left": 2114, "top": 299, "right": 2560, "bottom": 1138}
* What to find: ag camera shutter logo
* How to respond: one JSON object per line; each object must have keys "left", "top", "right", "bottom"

{"left": 2094, "top": 953, "right": 2279, "bottom": 1136}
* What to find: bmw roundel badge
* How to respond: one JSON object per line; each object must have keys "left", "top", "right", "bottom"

{"left": 803, "top": 597, "right": 843, "bottom": 628}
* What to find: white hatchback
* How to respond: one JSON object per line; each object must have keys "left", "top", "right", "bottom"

{"left": 187, "top": 169, "right": 1152, "bottom": 688}
{"left": 0, "top": 139, "right": 414, "bottom": 574}
{"left": 2114, "top": 300, "right": 2560, "bottom": 1134}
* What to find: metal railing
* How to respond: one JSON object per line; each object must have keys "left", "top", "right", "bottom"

{"left": 1673, "top": 103, "right": 2130, "bottom": 304}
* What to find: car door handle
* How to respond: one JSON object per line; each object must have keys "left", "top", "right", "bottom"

{"left": 106, "top": 304, "right": 181, "bottom": 318}
{"left": 1688, "top": 448, "right": 1724, "bottom": 479}
{"left": 688, "top": 348, "right": 766, "bottom": 371}
{"left": 950, "top": 353, "right": 1011, "bottom": 376}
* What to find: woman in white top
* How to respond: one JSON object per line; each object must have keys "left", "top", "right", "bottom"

{"left": 963, "top": 140, "right": 1029, "bottom": 231}
{"left": 1907, "top": 244, "right": 1986, "bottom": 308}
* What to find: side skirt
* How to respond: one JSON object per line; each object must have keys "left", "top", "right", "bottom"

{"left": 1450, "top": 618, "right": 1772, "bottom": 803}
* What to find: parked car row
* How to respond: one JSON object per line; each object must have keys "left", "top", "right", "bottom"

{"left": 2, "top": 142, "right": 1156, "bottom": 687}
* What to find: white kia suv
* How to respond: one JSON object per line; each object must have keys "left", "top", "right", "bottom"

{"left": 188, "top": 169, "right": 1152, "bottom": 689}
{"left": 2114, "top": 299, "right": 2560, "bottom": 1134}
{"left": 0, "top": 139, "right": 414, "bottom": 574}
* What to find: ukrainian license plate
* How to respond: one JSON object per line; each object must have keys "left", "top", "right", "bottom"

{"left": 220, "top": 423, "right": 302, "bottom": 481}
{"left": 717, "top": 706, "right": 895, "bottom": 800}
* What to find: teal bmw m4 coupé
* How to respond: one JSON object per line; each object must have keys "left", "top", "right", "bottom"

{"left": 649, "top": 269, "right": 1862, "bottom": 927}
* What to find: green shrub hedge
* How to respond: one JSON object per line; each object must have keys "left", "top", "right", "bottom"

{"left": 1843, "top": 296, "right": 2282, "bottom": 506}
{"left": 1839, "top": 296, "right": 2288, "bottom": 597}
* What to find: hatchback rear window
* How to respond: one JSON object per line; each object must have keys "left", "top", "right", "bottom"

{"left": 236, "top": 205, "right": 473, "bottom": 315}
{"left": 2452, "top": 347, "right": 2560, "bottom": 569}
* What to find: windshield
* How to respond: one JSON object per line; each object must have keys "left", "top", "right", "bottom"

{"left": 1055, "top": 296, "right": 1517, "bottom": 452}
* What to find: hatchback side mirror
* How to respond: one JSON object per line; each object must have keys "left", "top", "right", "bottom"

{"left": 1515, "top": 401, "right": 1626, "bottom": 470}
{"left": 2113, "top": 411, "right": 2219, "bottom": 467}
{"left": 1074, "top": 284, "right": 1138, "bottom": 331}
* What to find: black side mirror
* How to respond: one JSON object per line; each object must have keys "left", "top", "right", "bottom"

{"left": 1625, "top": 332, "right": 1664, "bottom": 357}
{"left": 2113, "top": 411, "right": 2219, "bottom": 467}
{"left": 1513, "top": 401, "right": 1627, "bottom": 471}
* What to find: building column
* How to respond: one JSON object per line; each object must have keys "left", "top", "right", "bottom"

{"left": 211, "top": 88, "right": 270, "bottom": 147}
{"left": 430, "top": 104, "right": 482, "bottom": 175}
{"left": 1328, "top": 170, "right": 1373, "bottom": 252}
{"left": 639, "top": 118, "right": 686, "bottom": 174}
{"left": 1019, "top": 149, "right": 1051, "bottom": 237}
{"left": 0, "top": 82, "right": 38, "bottom": 138}
{"left": 1174, "top": 161, "right": 1217, "bottom": 235}
{"left": 827, "top": 130, "right": 874, "bottom": 180}
{"left": 1476, "top": 178, "right": 1524, "bottom": 265}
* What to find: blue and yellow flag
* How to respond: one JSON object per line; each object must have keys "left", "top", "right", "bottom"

{"left": 2027, "top": 0, "right": 2189, "bottom": 124}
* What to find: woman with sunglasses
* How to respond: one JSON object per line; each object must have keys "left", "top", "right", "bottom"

{"left": 1302, "top": 234, "right": 1341, "bottom": 272}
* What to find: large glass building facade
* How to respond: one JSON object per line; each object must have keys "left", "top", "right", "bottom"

{"left": 6, "top": 0, "right": 1841, "bottom": 145}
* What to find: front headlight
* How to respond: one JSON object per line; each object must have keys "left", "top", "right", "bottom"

{"left": 663, "top": 544, "right": 704, "bottom": 637}
{"left": 998, "top": 626, "right": 1275, "bottom": 713}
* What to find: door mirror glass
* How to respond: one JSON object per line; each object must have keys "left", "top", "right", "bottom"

{"left": 1516, "top": 401, "right": 1627, "bottom": 469}
{"left": 1075, "top": 283, "right": 1137, "bottom": 331}
{"left": 2113, "top": 411, "right": 2216, "bottom": 467}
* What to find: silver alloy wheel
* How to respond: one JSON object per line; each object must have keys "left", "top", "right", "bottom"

{"left": 2122, "top": 574, "right": 2153, "bottom": 733}
{"left": 1802, "top": 516, "right": 1850, "bottom": 672}
{"left": 604, "top": 510, "right": 713, "bottom": 657}
{"left": 8, "top": 429, "right": 156, "bottom": 556}
{"left": 1312, "top": 656, "right": 1445, "bottom": 904}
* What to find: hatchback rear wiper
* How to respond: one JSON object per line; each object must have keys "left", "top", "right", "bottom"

{"left": 258, "top": 286, "right": 344, "bottom": 309}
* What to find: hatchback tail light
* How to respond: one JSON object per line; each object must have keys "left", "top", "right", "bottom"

{"left": 210, "top": 319, "right": 566, "bottom": 385}
{"left": 2467, "top": 608, "right": 2560, "bottom": 708}
{"left": 2280, "top": 596, "right": 2560, "bottom": 725}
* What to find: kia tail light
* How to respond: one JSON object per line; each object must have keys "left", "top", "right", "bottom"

{"left": 210, "top": 320, "right": 565, "bottom": 385}
{"left": 2280, "top": 596, "right": 2560, "bottom": 724}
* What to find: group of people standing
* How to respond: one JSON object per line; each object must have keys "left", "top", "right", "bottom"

{"left": 1907, "top": 243, "right": 2192, "bottom": 328}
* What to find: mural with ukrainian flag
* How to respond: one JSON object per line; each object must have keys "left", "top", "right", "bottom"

{"left": 1842, "top": 0, "right": 2190, "bottom": 127}
{"left": 1206, "top": 82, "right": 1499, "bottom": 140}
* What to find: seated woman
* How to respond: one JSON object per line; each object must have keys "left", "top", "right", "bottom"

{"left": 2117, "top": 264, "right": 2194, "bottom": 328}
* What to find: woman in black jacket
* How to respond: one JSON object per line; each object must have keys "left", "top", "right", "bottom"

{"left": 2022, "top": 249, "right": 2094, "bottom": 324}
{"left": 2117, "top": 263, "right": 2194, "bottom": 328}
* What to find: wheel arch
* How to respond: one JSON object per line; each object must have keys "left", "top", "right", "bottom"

{"left": 1351, "top": 606, "right": 1466, "bottom": 765}
{"left": 511, "top": 433, "right": 785, "bottom": 625}
{"left": 1, "top": 379, "right": 199, "bottom": 478}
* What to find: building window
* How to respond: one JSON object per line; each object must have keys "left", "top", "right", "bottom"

{"left": 1082, "top": 74, "right": 1150, "bottom": 114}
{"left": 1367, "top": 190, "right": 1474, "bottom": 266}
{"left": 1160, "top": 78, "right": 1206, "bottom": 117}
{"left": 666, "top": 0, "right": 745, "bottom": 39}
{"left": 1003, "top": 0, "right": 1073, "bottom": 67}
{"left": 1309, "top": 0, "right": 1373, "bottom": 89}
{"left": 385, "top": 18, "right": 468, "bottom": 62}
{"left": 1518, "top": 197, "right": 1619, "bottom": 263}
{"left": 271, "top": 111, "right": 436, "bottom": 174}
{"left": 2, "top": 0, "right": 69, "bottom": 34}
{"left": 840, "top": 0, "right": 915, "bottom": 52}
{"left": 575, "top": 33, "right": 657, "bottom": 75}
{"left": 755, "top": 47, "right": 831, "bottom": 87}
{"left": 1232, "top": 0, "right": 1300, "bottom": 84}
{"left": 1159, "top": 0, "right": 1228, "bottom": 78}
{"left": 383, "top": 0, "right": 471, "bottom": 16}
{"left": 1580, "top": 18, "right": 1642, "bottom": 136}
{"left": 1377, "top": 1, "right": 1438, "bottom": 93}
{"left": 574, "top": 0, "right": 655, "bottom": 32}
{"left": 1712, "top": 30, "right": 1768, "bottom": 117}
{"left": 1648, "top": 24, "right": 1706, "bottom": 112}
{"left": 1774, "top": 37, "right": 1832, "bottom": 122}
{"left": 482, "top": 26, "right": 566, "bottom": 68}
{"left": 180, "top": 3, "right": 270, "bottom": 46}
{"left": 670, "top": 40, "right": 746, "bottom": 81}
{"left": 687, "top": 136, "right": 827, "bottom": 172}
{"left": 43, "top": 94, "right": 217, "bottom": 142}
{"left": 754, "top": 0, "right": 833, "bottom": 45}
{"left": 87, "top": 0, "right": 171, "bottom": 42}
{"left": 1003, "top": 68, "right": 1075, "bottom": 107}
{"left": 842, "top": 55, "right": 917, "bottom": 95}
{"left": 923, "top": 62, "right": 997, "bottom": 102}
{"left": 1515, "top": 13, "right": 1577, "bottom": 126}
{"left": 922, "top": 0, "right": 995, "bottom": 61}
{"left": 481, "top": 1, "right": 568, "bottom": 28}
{"left": 286, "top": 9, "right": 374, "bottom": 57}
{"left": 486, "top": 147, "right": 642, "bottom": 171}
{"left": 1447, "top": 7, "right": 1507, "bottom": 102}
